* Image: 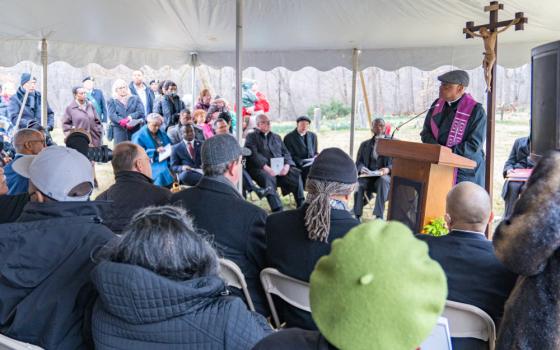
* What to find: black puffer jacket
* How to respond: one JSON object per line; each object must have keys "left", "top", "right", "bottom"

{"left": 91, "top": 261, "right": 272, "bottom": 350}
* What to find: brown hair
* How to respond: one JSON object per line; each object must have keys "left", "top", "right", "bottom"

{"left": 112, "top": 142, "right": 140, "bottom": 173}
{"left": 199, "top": 88, "right": 211, "bottom": 101}
{"left": 192, "top": 109, "right": 206, "bottom": 124}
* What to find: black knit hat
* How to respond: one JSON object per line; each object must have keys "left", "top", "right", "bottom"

{"left": 297, "top": 115, "right": 311, "bottom": 123}
{"left": 308, "top": 148, "right": 357, "bottom": 184}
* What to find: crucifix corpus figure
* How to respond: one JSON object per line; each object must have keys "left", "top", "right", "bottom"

{"left": 463, "top": 20, "right": 519, "bottom": 92}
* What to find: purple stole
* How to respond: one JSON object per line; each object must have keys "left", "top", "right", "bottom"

{"left": 429, "top": 93, "right": 478, "bottom": 182}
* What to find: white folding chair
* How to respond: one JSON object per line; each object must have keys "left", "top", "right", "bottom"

{"left": 259, "top": 268, "right": 310, "bottom": 328}
{"left": 419, "top": 316, "right": 453, "bottom": 350}
{"left": 443, "top": 300, "right": 496, "bottom": 350}
{"left": 0, "top": 334, "right": 43, "bottom": 350}
{"left": 218, "top": 258, "right": 256, "bottom": 312}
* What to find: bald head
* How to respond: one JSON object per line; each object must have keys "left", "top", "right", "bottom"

{"left": 446, "top": 182, "right": 492, "bottom": 232}
{"left": 13, "top": 128, "right": 44, "bottom": 155}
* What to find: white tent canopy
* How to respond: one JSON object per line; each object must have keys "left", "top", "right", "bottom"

{"left": 1, "top": 0, "right": 558, "bottom": 70}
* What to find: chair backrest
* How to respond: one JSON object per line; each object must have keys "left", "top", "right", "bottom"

{"left": 419, "top": 317, "right": 452, "bottom": 350}
{"left": 0, "top": 334, "right": 43, "bottom": 350}
{"left": 218, "top": 258, "right": 256, "bottom": 312}
{"left": 442, "top": 300, "right": 496, "bottom": 350}
{"left": 260, "top": 267, "right": 310, "bottom": 328}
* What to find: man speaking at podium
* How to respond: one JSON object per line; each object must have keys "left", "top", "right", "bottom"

{"left": 420, "top": 70, "right": 487, "bottom": 187}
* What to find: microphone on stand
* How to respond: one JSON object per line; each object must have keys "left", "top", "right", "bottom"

{"left": 390, "top": 106, "right": 435, "bottom": 139}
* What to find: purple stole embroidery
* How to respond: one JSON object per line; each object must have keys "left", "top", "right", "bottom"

{"left": 429, "top": 93, "right": 478, "bottom": 182}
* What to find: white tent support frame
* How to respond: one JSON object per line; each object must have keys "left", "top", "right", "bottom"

{"left": 349, "top": 48, "right": 360, "bottom": 157}
{"left": 190, "top": 52, "right": 198, "bottom": 109}
{"left": 40, "top": 38, "right": 48, "bottom": 128}
{"left": 235, "top": 0, "right": 244, "bottom": 193}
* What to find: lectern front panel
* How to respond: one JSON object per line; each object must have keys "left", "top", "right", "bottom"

{"left": 389, "top": 176, "right": 423, "bottom": 232}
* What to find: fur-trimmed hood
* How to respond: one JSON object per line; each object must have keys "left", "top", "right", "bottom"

{"left": 493, "top": 150, "right": 560, "bottom": 350}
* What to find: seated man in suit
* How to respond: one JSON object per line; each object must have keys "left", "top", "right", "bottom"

{"left": 283, "top": 116, "right": 318, "bottom": 185}
{"left": 167, "top": 109, "right": 204, "bottom": 144}
{"left": 170, "top": 124, "right": 203, "bottom": 186}
{"left": 353, "top": 118, "right": 391, "bottom": 220}
{"left": 502, "top": 136, "right": 533, "bottom": 219}
{"left": 416, "top": 182, "right": 518, "bottom": 350}
{"left": 245, "top": 114, "right": 305, "bottom": 212}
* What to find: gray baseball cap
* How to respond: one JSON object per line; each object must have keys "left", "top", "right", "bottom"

{"left": 437, "top": 70, "right": 469, "bottom": 87}
{"left": 201, "top": 134, "right": 251, "bottom": 166}
{"left": 12, "top": 146, "right": 94, "bottom": 201}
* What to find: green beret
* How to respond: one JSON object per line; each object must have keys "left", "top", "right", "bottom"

{"left": 310, "top": 220, "right": 448, "bottom": 350}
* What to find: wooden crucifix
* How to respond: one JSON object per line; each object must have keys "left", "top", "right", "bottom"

{"left": 462, "top": 1, "right": 527, "bottom": 236}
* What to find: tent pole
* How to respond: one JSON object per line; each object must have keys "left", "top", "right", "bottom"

{"left": 235, "top": 0, "right": 244, "bottom": 193}
{"left": 349, "top": 48, "right": 360, "bottom": 157}
{"left": 190, "top": 52, "right": 198, "bottom": 109}
{"left": 40, "top": 39, "right": 48, "bottom": 128}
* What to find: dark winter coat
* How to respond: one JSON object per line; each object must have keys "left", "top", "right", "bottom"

{"left": 91, "top": 261, "right": 271, "bottom": 350}
{"left": 417, "top": 230, "right": 518, "bottom": 350}
{"left": 8, "top": 87, "right": 54, "bottom": 130}
{"left": 252, "top": 329, "right": 336, "bottom": 350}
{"left": 155, "top": 95, "right": 185, "bottom": 130}
{"left": 283, "top": 129, "right": 318, "bottom": 168}
{"left": 171, "top": 176, "right": 269, "bottom": 316}
{"left": 95, "top": 171, "right": 171, "bottom": 234}
{"left": 107, "top": 96, "right": 145, "bottom": 144}
{"left": 0, "top": 201, "right": 114, "bottom": 349}
{"left": 265, "top": 205, "right": 359, "bottom": 330}
{"left": 245, "top": 130, "right": 295, "bottom": 170}
{"left": 0, "top": 193, "right": 29, "bottom": 224}
{"left": 493, "top": 150, "right": 560, "bottom": 350}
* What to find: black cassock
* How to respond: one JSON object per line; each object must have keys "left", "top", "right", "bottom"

{"left": 420, "top": 95, "right": 487, "bottom": 187}
{"left": 245, "top": 130, "right": 305, "bottom": 211}
{"left": 283, "top": 129, "right": 318, "bottom": 184}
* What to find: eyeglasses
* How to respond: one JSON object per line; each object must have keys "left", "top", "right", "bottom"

{"left": 258, "top": 121, "right": 270, "bottom": 125}
{"left": 19, "top": 138, "right": 46, "bottom": 147}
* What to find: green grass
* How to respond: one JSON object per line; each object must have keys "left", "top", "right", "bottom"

{"left": 54, "top": 112, "right": 529, "bottom": 222}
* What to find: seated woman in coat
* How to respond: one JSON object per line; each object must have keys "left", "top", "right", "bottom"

{"left": 91, "top": 205, "right": 272, "bottom": 350}
{"left": 132, "top": 113, "right": 173, "bottom": 187}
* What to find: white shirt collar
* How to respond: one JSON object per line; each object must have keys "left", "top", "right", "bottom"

{"left": 446, "top": 94, "right": 463, "bottom": 106}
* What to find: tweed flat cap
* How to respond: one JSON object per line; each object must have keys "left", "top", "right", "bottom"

{"left": 438, "top": 70, "right": 469, "bottom": 86}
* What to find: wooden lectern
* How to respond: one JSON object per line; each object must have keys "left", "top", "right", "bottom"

{"left": 377, "top": 138, "right": 476, "bottom": 233}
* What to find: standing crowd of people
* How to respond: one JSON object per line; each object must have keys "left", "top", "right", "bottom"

{"left": 0, "top": 69, "right": 553, "bottom": 350}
